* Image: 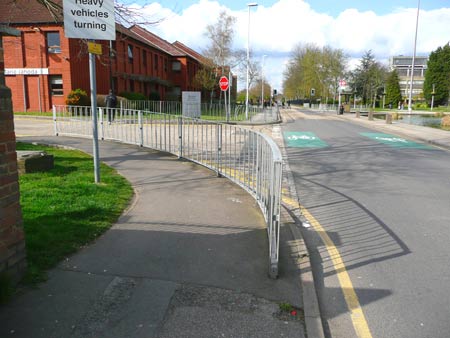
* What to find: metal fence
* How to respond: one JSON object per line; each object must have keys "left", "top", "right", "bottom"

{"left": 53, "top": 105, "right": 283, "bottom": 278}
{"left": 120, "top": 100, "right": 280, "bottom": 123}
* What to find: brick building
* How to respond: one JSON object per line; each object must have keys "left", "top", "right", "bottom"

{"left": 0, "top": 0, "right": 226, "bottom": 113}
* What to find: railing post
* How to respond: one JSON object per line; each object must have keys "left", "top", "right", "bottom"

{"left": 138, "top": 110, "right": 144, "bottom": 146}
{"left": 216, "top": 124, "right": 222, "bottom": 177}
{"left": 99, "top": 107, "right": 104, "bottom": 140}
{"left": 268, "top": 160, "right": 282, "bottom": 279}
{"left": 178, "top": 116, "right": 183, "bottom": 158}
{"left": 52, "top": 105, "right": 58, "bottom": 136}
{"left": 256, "top": 137, "right": 261, "bottom": 198}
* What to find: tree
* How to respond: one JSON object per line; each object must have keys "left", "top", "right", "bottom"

{"left": 424, "top": 43, "right": 450, "bottom": 106}
{"left": 249, "top": 79, "right": 271, "bottom": 104}
{"left": 193, "top": 63, "right": 217, "bottom": 100}
{"left": 282, "top": 43, "right": 347, "bottom": 101}
{"left": 350, "top": 50, "right": 387, "bottom": 107}
{"left": 385, "top": 70, "right": 402, "bottom": 108}
{"left": 200, "top": 11, "right": 237, "bottom": 104}
{"left": 203, "top": 11, "right": 236, "bottom": 70}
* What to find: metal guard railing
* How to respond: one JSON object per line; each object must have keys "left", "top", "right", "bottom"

{"left": 120, "top": 99, "right": 280, "bottom": 123}
{"left": 53, "top": 105, "right": 282, "bottom": 278}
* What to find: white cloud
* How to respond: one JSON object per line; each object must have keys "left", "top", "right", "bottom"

{"left": 129, "top": 0, "right": 450, "bottom": 93}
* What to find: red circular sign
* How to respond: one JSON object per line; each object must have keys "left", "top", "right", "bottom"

{"left": 219, "top": 76, "right": 229, "bottom": 91}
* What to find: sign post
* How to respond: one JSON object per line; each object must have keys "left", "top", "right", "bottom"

{"left": 338, "top": 79, "right": 346, "bottom": 114}
{"left": 219, "top": 76, "right": 229, "bottom": 122}
{"left": 63, "top": 0, "right": 116, "bottom": 183}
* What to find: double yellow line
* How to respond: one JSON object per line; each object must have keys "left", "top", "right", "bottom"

{"left": 283, "top": 194, "right": 373, "bottom": 338}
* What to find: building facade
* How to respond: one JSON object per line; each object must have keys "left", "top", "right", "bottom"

{"left": 0, "top": 0, "right": 228, "bottom": 113}
{"left": 390, "top": 55, "right": 428, "bottom": 100}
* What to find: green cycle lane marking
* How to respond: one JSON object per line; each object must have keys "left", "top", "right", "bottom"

{"left": 284, "top": 132, "right": 328, "bottom": 148}
{"left": 360, "top": 132, "right": 432, "bottom": 149}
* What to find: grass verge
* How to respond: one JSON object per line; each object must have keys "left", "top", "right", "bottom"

{"left": 16, "top": 142, "right": 134, "bottom": 285}
{"left": 14, "top": 111, "right": 53, "bottom": 117}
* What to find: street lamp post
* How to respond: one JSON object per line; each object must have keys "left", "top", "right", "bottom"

{"left": 261, "top": 54, "right": 266, "bottom": 108}
{"left": 408, "top": 0, "right": 420, "bottom": 112}
{"left": 245, "top": 2, "right": 258, "bottom": 119}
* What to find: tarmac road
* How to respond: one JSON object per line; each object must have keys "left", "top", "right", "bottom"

{"left": 282, "top": 108, "right": 450, "bottom": 338}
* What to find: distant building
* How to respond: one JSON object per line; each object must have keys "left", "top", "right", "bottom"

{"left": 390, "top": 55, "right": 428, "bottom": 100}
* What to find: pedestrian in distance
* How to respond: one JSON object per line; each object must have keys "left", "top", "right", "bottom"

{"left": 105, "top": 89, "right": 117, "bottom": 123}
{"left": 339, "top": 104, "right": 344, "bottom": 115}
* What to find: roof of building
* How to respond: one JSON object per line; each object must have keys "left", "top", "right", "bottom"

{"left": 129, "top": 25, "right": 185, "bottom": 57}
{"left": 172, "top": 41, "right": 207, "bottom": 64}
{"left": 0, "top": 0, "right": 63, "bottom": 24}
{"left": 0, "top": 2, "right": 210, "bottom": 65}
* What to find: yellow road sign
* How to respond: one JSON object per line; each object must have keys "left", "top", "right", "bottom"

{"left": 88, "top": 42, "right": 102, "bottom": 55}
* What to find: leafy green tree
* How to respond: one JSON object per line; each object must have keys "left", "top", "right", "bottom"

{"left": 385, "top": 70, "right": 402, "bottom": 108}
{"left": 282, "top": 43, "right": 347, "bottom": 100}
{"left": 424, "top": 43, "right": 450, "bottom": 106}
{"left": 193, "top": 63, "right": 217, "bottom": 100}
{"left": 350, "top": 50, "right": 387, "bottom": 106}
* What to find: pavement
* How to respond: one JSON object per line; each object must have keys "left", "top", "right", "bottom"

{"left": 2, "top": 112, "right": 449, "bottom": 338}
{"left": 332, "top": 109, "right": 450, "bottom": 151}
{"left": 1, "top": 117, "right": 307, "bottom": 338}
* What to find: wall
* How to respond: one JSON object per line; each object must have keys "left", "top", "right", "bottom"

{"left": 0, "top": 28, "right": 26, "bottom": 285}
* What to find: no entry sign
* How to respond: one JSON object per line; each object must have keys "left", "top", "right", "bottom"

{"left": 219, "top": 76, "right": 229, "bottom": 91}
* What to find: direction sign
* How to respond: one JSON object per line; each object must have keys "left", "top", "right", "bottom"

{"left": 63, "top": 0, "right": 116, "bottom": 40}
{"left": 219, "top": 76, "right": 229, "bottom": 91}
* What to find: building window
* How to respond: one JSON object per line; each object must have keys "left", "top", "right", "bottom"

{"left": 128, "top": 45, "right": 133, "bottom": 63}
{"left": 142, "top": 50, "right": 147, "bottom": 67}
{"left": 47, "top": 32, "right": 61, "bottom": 53}
{"left": 172, "top": 61, "right": 181, "bottom": 72}
{"left": 172, "top": 86, "right": 181, "bottom": 97}
{"left": 49, "top": 75, "right": 63, "bottom": 96}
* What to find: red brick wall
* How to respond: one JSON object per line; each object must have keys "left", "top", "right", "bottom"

{"left": 0, "top": 34, "right": 26, "bottom": 284}
{"left": 4, "top": 25, "right": 71, "bottom": 112}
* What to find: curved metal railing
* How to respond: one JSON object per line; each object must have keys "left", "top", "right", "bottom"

{"left": 53, "top": 105, "right": 282, "bottom": 277}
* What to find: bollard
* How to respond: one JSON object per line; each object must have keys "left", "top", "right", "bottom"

{"left": 368, "top": 111, "right": 374, "bottom": 121}
{"left": 386, "top": 113, "right": 392, "bottom": 124}
{"left": 356, "top": 111, "right": 360, "bottom": 118}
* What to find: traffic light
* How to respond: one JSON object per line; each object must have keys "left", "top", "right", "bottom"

{"left": 273, "top": 89, "right": 277, "bottom": 95}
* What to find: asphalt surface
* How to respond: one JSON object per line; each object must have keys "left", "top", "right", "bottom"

{"left": 1, "top": 118, "right": 306, "bottom": 338}
{"left": 281, "top": 108, "right": 450, "bottom": 338}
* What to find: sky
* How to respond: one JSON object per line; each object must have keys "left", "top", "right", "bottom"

{"left": 121, "top": 0, "right": 450, "bottom": 93}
